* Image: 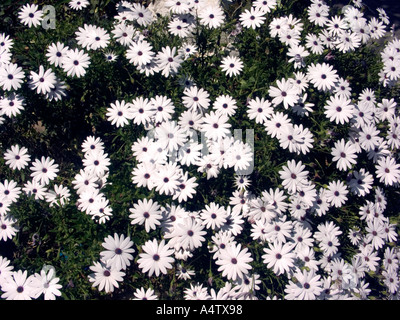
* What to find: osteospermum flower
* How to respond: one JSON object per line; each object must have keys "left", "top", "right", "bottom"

{"left": 239, "top": 6, "right": 266, "bottom": 29}
{"left": 215, "top": 243, "right": 253, "bottom": 281}
{"left": 106, "top": 100, "right": 133, "bottom": 128}
{"left": 220, "top": 55, "right": 243, "bottom": 77}
{"left": 307, "top": 62, "right": 339, "bottom": 92}
{"left": 331, "top": 139, "right": 358, "bottom": 171}
{"left": 0, "top": 93, "right": 25, "bottom": 118}
{"left": 29, "top": 66, "right": 57, "bottom": 95}
{"left": 129, "top": 198, "right": 163, "bottom": 233}
{"left": 18, "top": 3, "right": 43, "bottom": 28}
{"left": 46, "top": 42, "right": 69, "bottom": 67}
{"left": 137, "top": 239, "right": 175, "bottom": 277}
{"left": 69, "top": 0, "right": 90, "bottom": 10}
{"left": 30, "top": 156, "right": 59, "bottom": 186}
{"left": 262, "top": 240, "right": 296, "bottom": 276}
{"left": 29, "top": 268, "right": 62, "bottom": 300}
{"left": 0, "top": 63, "right": 25, "bottom": 91}
{"left": 88, "top": 260, "right": 125, "bottom": 293}
{"left": 375, "top": 156, "right": 400, "bottom": 186}
{"left": 0, "top": 270, "right": 34, "bottom": 300}
{"left": 198, "top": 5, "right": 225, "bottom": 29}
{"left": 100, "top": 233, "right": 135, "bottom": 271}
{"left": 62, "top": 48, "right": 91, "bottom": 78}
{"left": 325, "top": 180, "right": 348, "bottom": 208}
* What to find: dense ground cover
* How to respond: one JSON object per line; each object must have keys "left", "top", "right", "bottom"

{"left": 0, "top": 0, "right": 399, "bottom": 300}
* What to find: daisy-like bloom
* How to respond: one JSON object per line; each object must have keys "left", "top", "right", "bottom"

{"left": 215, "top": 243, "right": 253, "bottom": 281}
{"left": 154, "top": 120, "right": 188, "bottom": 153}
{"left": 198, "top": 5, "right": 225, "bottom": 29}
{"left": 131, "top": 3, "right": 154, "bottom": 26}
{"left": 220, "top": 55, "right": 243, "bottom": 77}
{"left": 200, "top": 111, "right": 231, "bottom": 141}
{"left": 0, "top": 179, "right": 21, "bottom": 203}
{"left": 247, "top": 97, "right": 273, "bottom": 124}
{"left": 88, "top": 260, "right": 125, "bottom": 293}
{"left": 224, "top": 139, "right": 254, "bottom": 173}
{"left": 200, "top": 202, "right": 228, "bottom": 230}
{"left": 153, "top": 162, "right": 182, "bottom": 196}
{"left": 112, "top": 23, "right": 138, "bottom": 47}
{"left": 279, "top": 159, "right": 309, "bottom": 194}
{"left": 326, "top": 15, "right": 349, "bottom": 36}
{"left": 333, "top": 77, "right": 352, "bottom": 99}
{"left": 69, "top": 0, "right": 90, "bottom": 10}
{"left": 18, "top": 3, "right": 43, "bottom": 28}
{"left": 307, "top": 2, "right": 329, "bottom": 26}
{"left": 358, "top": 123, "right": 381, "bottom": 152}
{"left": 30, "top": 157, "right": 59, "bottom": 186}
{"left": 23, "top": 179, "right": 47, "bottom": 200}
{"left": 130, "top": 96, "right": 153, "bottom": 126}
{"left": 0, "top": 256, "right": 14, "bottom": 284}
{"left": 0, "top": 33, "right": 14, "bottom": 52}
{"left": 239, "top": 6, "right": 266, "bottom": 29}
{"left": 368, "top": 17, "right": 387, "bottom": 40}
{"left": 29, "top": 267, "right": 62, "bottom": 300}
{"left": 348, "top": 168, "right": 374, "bottom": 196}
{"left": 0, "top": 47, "right": 11, "bottom": 67}
{"left": 0, "top": 270, "right": 35, "bottom": 300}
{"left": 0, "top": 63, "right": 25, "bottom": 91}
{"left": 62, "top": 48, "right": 91, "bottom": 78}
{"left": 132, "top": 287, "right": 159, "bottom": 300}
{"left": 375, "top": 156, "right": 400, "bottom": 186}
{"left": 165, "top": 0, "right": 191, "bottom": 14}
{"left": 137, "top": 239, "right": 175, "bottom": 277}
{"left": 383, "top": 247, "right": 399, "bottom": 274}
{"left": 0, "top": 93, "right": 25, "bottom": 118}
{"left": 179, "top": 42, "right": 198, "bottom": 60}
{"left": 287, "top": 45, "right": 309, "bottom": 69}
{"left": 268, "top": 78, "right": 300, "bottom": 109}
{"left": 307, "top": 62, "right": 339, "bottom": 92}
{"left": 106, "top": 100, "right": 133, "bottom": 128}
{"left": 305, "top": 33, "right": 324, "bottom": 54}
{"left": 166, "top": 217, "right": 207, "bottom": 251}
{"left": 4, "top": 145, "right": 30, "bottom": 170}
{"left": 45, "top": 184, "right": 71, "bottom": 207}
{"left": 182, "top": 86, "right": 210, "bottom": 112}
{"left": 81, "top": 135, "right": 104, "bottom": 154}
{"left": 168, "top": 18, "right": 191, "bottom": 38}
{"left": 184, "top": 283, "right": 211, "bottom": 300}
{"left": 45, "top": 78, "right": 67, "bottom": 102}
{"left": 264, "top": 111, "right": 291, "bottom": 138}
{"left": 284, "top": 268, "right": 323, "bottom": 300}
{"left": 324, "top": 94, "right": 354, "bottom": 125}
{"left": 325, "top": 180, "right": 348, "bottom": 208}
{"left": 100, "top": 233, "right": 135, "bottom": 271}
{"left": 46, "top": 42, "right": 69, "bottom": 67}
{"left": 176, "top": 264, "right": 195, "bottom": 280}
{"left": 29, "top": 65, "right": 57, "bottom": 95}
{"left": 82, "top": 149, "right": 111, "bottom": 178}
{"left": 213, "top": 94, "right": 237, "bottom": 117}
{"left": 104, "top": 51, "right": 118, "bottom": 63}
{"left": 155, "top": 46, "right": 183, "bottom": 77}
{"left": 150, "top": 95, "right": 175, "bottom": 124}
{"left": 75, "top": 24, "right": 110, "bottom": 50}
{"left": 262, "top": 240, "right": 295, "bottom": 276}
{"left": 0, "top": 215, "right": 18, "bottom": 241}
{"left": 126, "top": 40, "right": 154, "bottom": 67}
{"left": 331, "top": 138, "right": 358, "bottom": 171}
{"left": 365, "top": 219, "right": 386, "bottom": 251}
{"left": 335, "top": 30, "right": 361, "bottom": 53}
{"left": 129, "top": 198, "right": 162, "bottom": 233}
{"left": 172, "top": 171, "right": 198, "bottom": 203}
{"left": 253, "top": 0, "right": 277, "bottom": 13}
{"left": 376, "top": 98, "right": 397, "bottom": 122}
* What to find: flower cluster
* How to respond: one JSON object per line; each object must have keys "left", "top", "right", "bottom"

{"left": 0, "top": 0, "right": 399, "bottom": 300}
